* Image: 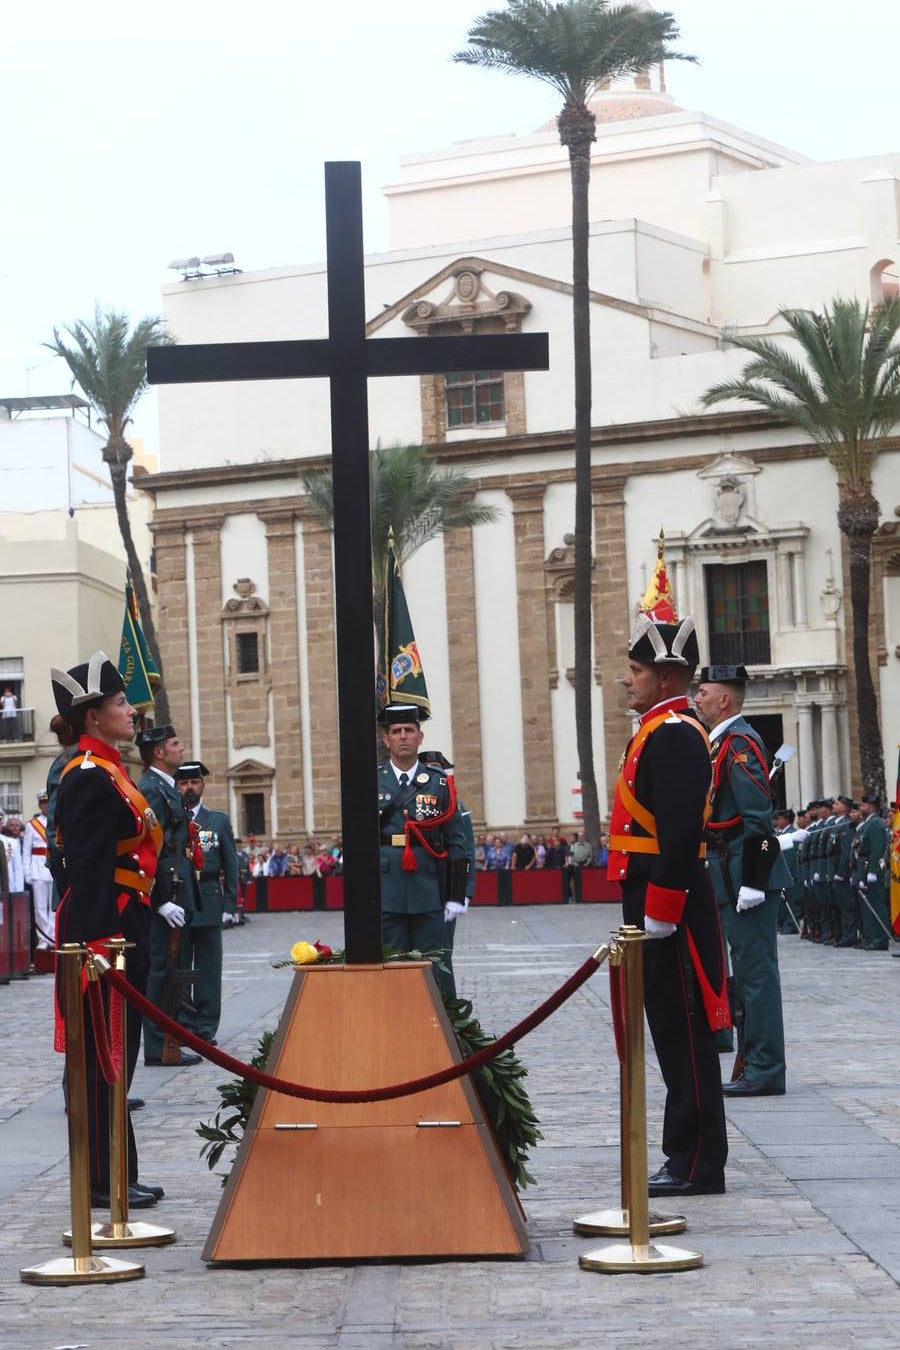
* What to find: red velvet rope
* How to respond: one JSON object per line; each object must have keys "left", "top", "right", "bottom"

{"left": 105, "top": 953, "right": 603, "bottom": 1103}
{"left": 86, "top": 980, "right": 125, "bottom": 1086}
{"left": 609, "top": 963, "right": 626, "bottom": 1066}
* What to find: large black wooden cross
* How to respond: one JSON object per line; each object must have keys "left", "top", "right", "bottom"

{"left": 148, "top": 162, "right": 549, "bottom": 963}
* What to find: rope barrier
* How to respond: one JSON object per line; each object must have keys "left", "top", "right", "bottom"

{"left": 104, "top": 949, "right": 608, "bottom": 1103}
{"left": 86, "top": 979, "right": 124, "bottom": 1087}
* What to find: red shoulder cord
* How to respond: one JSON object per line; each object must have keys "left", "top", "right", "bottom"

{"left": 402, "top": 773, "right": 458, "bottom": 873}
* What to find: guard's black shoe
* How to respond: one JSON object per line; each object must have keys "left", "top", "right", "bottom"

{"left": 90, "top": 1185, "right": 158, "bottom": 1209}
{"left": 648, "top": 1164, "right": 725, "bottom": 1197}
{"left": 127, "top": 1097, "right": 145, "bottom": 1110}
{"left": 144, "top": 1051, "right": 202, "bottom": 1067}
{"left": 132, "top": 1181, "right": 165, "bottom": 1199}
{"left": 722, "top": 1077, "right": 785, "bottom": 1097}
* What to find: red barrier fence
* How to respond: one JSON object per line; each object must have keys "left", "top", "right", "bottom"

{"left": 241, "top": 869, "right": 620, "bottom": 913}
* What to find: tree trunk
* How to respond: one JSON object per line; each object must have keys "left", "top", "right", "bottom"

{"left": 837, "top": 488, "right": 885, "bottom": 801}
{"left": 106, "top": 452, "right": 170, "bottom": 724}
{"left": 560, "top": 104, "right": 600, "bottom": 848}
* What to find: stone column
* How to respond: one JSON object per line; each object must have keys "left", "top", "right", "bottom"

{"left": 150, "top": 518, "right": 193, "bottom": 749}
{"left": 507, "top": 484, "right": 556, "bottom": 829}
{"left": 189, "top": 517, "right": 229, "bottom": 806}
{"left": 442, "top": 520, "right": 485, "bottom": 825}
{"left": 260, "top": 510, "right": 306, "bottom": 838}
{"left": 795, "top": 699, "right": 817, "bottom": 804}
{"left": 298, "top": 507, "right": 341, "bottom": 835}
{"left": 791, "top": 551, "right": 808, "bottom": 627}
{"left": 776, "top": 548, "right": 794, "bottom": 627}
{"left": 591, "top": 472, "right": 631, "bottom": 813}
{"left": 820, "top": 698, "right": 841, "bottom": 797}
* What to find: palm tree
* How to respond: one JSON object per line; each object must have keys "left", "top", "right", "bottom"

{"left": 701, "top": 296, "right": 900, "bottom": 799}
{"left": 301, "top": 440, "right": 501, "bottom": 618}
{"left": 454, "top": 2, "right": 691, "bottom": 845}
{"left": 46, "top": 306, "right": 174, "bottom": 721}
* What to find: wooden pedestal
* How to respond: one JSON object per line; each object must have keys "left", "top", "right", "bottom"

{"left": 203, "top": 962, "right": 529, "bottom": 1262}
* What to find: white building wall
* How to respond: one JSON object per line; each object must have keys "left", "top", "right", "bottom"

{"left": 471, "top": 494, "right": 526, "bottom": 828}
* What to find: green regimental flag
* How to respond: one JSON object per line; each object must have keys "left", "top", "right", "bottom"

{"left": 118, "top": 579, "right": 159, "bottom": 713}
{"left": 377, "top": 532, "right": 431, "bottom": 718}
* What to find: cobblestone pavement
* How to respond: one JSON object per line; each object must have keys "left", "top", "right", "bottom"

{"left": 1, "top": 904, "right": 899, "bottom": 1349}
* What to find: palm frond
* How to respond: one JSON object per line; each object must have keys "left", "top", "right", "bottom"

{"left": 453, "top": 1, "right": 692, "bottom": 107}
{"left": 701, "top": 297, "right": 900, "bottom": 489}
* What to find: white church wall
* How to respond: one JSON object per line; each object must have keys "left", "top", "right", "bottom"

{"left": 471, "top": 493, "right": 526, "bottom": 828}
{"left": 220, "top": 513, "right": 269, "bottom": 608}
{"left": 402, "top": 533, "right": 453, "bottom": 761}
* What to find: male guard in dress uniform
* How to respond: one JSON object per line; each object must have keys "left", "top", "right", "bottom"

{"left": 377, "top": 705, "right": 468, "bottom": 997}
{"left": 695, "top": 665, "right": 792, "bottom": 1097}
{"left": 611, "top": 614, "right": 729, "bottom": 1197}
{"left": 137, "top": 725, "right": 202, "bottom": 1066}
{"left": 856, "top": 796, "right": 891, "bottom": 950}
{"left": 829, "top": 796, "right": 858, "bottom": 946}
{"left": 23, "top": 790, "right": 54, "bottom": 950}
{"left": 176, "top": 762, "right": 238, "bottom": 1043}
{"left": 419, "top": 748, "right": 476, "bottom": 1001}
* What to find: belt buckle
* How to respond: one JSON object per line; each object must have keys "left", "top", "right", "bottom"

{"left": 391, "top": 833, "right": 406, "bottom": 847}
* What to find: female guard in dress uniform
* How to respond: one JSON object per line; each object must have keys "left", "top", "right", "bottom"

{"left": 51, "top": 651, "right": 163, "bottom": 1209}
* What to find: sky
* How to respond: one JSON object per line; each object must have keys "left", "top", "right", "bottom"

{"left": 1, "top": 0, "right": 896, "bottom": 462}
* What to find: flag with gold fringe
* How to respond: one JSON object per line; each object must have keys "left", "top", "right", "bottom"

{"left": 376, "top": 530, "right": 431, "bottom": 719}
{"left": 118, "top": 579, "right": 159, "bottom": 713}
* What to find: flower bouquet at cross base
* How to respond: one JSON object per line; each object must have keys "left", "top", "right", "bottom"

{"left": 198, "top": 937, "right": 542, "bottom": 1191}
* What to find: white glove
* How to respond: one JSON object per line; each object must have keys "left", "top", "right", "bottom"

{"left": 158, "top": 901, "right": 186, "bottom": 928}
{"left": 444, "top": 901, "right": 466, "bottom": 921}
{"left": 644, "top": 916, "right": 677, "bottom": 939}
{"left": 778, "top": 827, "right": 810, "bottom": 851}
{"left": 221, "top": 912, "right": 236, "bottom": 926}
{"left": 813, "top": 872, "right": 820, "bottom": 882}
{"left": 736, "top": 886, "right": 766, "bottom": 912}
{"left": 867, "top": 873, "right": 878, "bottom": 884}
{"left": 834, "top": 874, "right": 845, "bottom": 883}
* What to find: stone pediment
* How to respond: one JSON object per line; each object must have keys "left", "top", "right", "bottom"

{"left": 401, "top": 266, "right": 531, "bottom": 332}
{"left": 225, "top": 758, "right": 274, "bottom": 781}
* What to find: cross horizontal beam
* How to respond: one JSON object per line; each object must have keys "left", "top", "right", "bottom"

{"left": 147, "top": 332, "right": 549, "bottom": 385}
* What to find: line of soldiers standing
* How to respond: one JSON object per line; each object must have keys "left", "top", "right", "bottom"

{"left": 776, "top": 796, "right": 893, "bottom": 950}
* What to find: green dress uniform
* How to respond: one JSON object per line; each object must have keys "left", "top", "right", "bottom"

{"left": 706, "top": 714, "right": 791, "bottom": 1094}
{"left": 185, "top": 801, "right": 238, "bottom": 1040}
{"left": 817, "top": 811, "right": 838, "bottom": 943}
{"left": 378, "top": 758, "right": 467, "bottom": 996}
{"left": 856, "top": 810, "right": 891, "bottom": 949}
{"left": 139, "top": 767, "right": 201, "bottom": 1062}
{"left": 828, "top": 805, "right": 858, "bottom": 946}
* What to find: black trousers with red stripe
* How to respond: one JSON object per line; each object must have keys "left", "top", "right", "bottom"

{"left": 622, "top": 877, "right": 728, "bottom": 1185}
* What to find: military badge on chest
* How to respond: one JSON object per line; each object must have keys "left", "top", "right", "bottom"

{"left": 415, "top": 793, "right": 440, "bottom": 820}
{"left": 198, "top": 829, "right": 218, "bottom": 853}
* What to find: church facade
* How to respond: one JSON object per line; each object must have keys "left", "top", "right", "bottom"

{"left": 140, "top": 74, "right": 900, "bottom": 840}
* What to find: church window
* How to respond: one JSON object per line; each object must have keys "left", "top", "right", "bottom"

{"left": 444, "top": 370, "right": 505, "bottom": 428}
{"left": 704, "top": 561, "right": 771, "bottom": 665}
{"left": 235, "top": 631, "right": 260, "bottom": 676}
{"left": 242, "top": 792, "right": 266, "bottom": 837}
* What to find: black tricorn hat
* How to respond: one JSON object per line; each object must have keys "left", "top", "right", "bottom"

{"left": 833, "top": 794, "right": 854, "bottom": 809}
{"left": 627, "top": 614, "right": 700, "bottom": 668}
{"left": 176, "top": 761, "right": 209, "bottom": 780}
{"left": 51, "top": 651, "right": 125, "bottom": 717}
{"left": 419, "top": 749, "right": 454, "bottom": 770}
{"left": 698, "top": 664, "right": 750, "bottom": 685}
{"left": 134, "top": 724, "right": 177, "bottom": 749}
{"left": 861, "top": 793, "right": 882, "bottom": 807}
{"left": 377, "top": 703, "right": 427, "bottom": 727}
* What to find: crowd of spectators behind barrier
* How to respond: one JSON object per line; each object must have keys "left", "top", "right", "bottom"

{"left": 246, "top": 837, "right": 344, "bottom": 879}
{"left": 477, "top": 829, "right": 609, "bottom": 872}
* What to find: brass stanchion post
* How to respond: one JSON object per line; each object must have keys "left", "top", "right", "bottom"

{"left": 579, "top": 926, "right": 703, "bottom": 1273}
{"left": 64, "top": 942, "right": 175, "bottom": 1250}
{"left": 574, "top": 932, "right": 686, "bottom": 1239}
{"left": 21, "top": 945, "right": 144, "bottom": 1284}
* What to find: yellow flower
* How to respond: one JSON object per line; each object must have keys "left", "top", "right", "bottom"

{"left": 290, "top": 940, "right": 319, "bottom": 965}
